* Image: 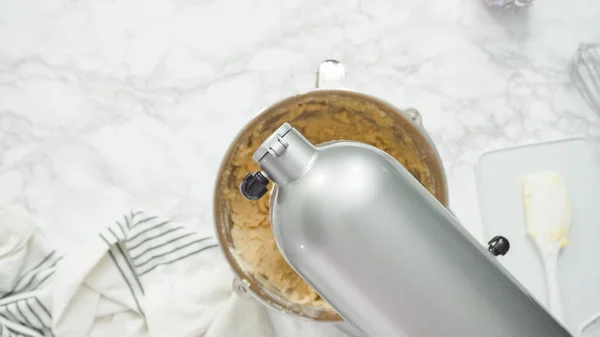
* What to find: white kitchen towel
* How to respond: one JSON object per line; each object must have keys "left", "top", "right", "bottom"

{"left": 0, "top": 206, "right": 57, "bottom": 337}
{"left": 0, "top": 206, "right": 276, "bottom": 337}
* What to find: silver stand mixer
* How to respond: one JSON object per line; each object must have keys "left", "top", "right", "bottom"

{"left": 239, "top": 123, "right": 572, "bottom": 337}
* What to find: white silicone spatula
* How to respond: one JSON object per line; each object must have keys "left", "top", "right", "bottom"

{"left": 522, "top": 171, "right": 572, "bottom": 322}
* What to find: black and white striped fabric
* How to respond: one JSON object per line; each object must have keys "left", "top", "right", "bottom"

{"left": 0, "top": 206, "right": 58, "bottom": 337}
{"left": 0, "top": 210, "right": 224, "bottom": 337}
{"left": 95, "top": 211, "right": 218, "bottom": 317}
{"left": 0, "top": 250, "right": 58, "bottom": 337}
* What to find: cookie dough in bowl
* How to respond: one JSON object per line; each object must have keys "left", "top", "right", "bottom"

{"left": 215, "top": 90, "right": 445, "bottom": 321}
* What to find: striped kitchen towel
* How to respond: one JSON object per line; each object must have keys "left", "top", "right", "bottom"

{"left": 0, "top": 207, "right": 275, "bottom": 337}
{"left": 0, "top": 206, "right": 56, "bottom": 337}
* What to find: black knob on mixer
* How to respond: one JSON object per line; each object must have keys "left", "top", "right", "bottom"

{"left": 240, "top": 172, "right": 270, "bottom": 200}
{"left": 488, "top": 235, "right": 510, "bottom": 257}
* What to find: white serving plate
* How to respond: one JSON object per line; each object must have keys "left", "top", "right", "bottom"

{"left": 477, "top": 138, "right": 600, "bottom": 334}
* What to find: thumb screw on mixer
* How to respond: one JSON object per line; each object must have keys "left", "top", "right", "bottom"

{"left": 488, "top": 235, "right": 510, "bottom": 257}
{"left": 240, "top": 172, "right": 270, "bottom": 200}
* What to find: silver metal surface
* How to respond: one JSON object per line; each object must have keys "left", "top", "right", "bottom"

{"left": 484, "top": 0, "right": 532, "bottom": 8}
{"left": 402, "top": 107, "right": 422, "bottom": 126}
{"left": 257, "top": 123, "right": 316, "bottom": 185}
{"left": 257, "top": 124, "right": 572, "bottom": 337}
{"left": 253, "top": 123, "right": 293, "bottom": 162}
{"left": 335, "top": 322, "right": 363, "bottom": 337}
{"left": 232, "top": 278, "right": 251, "bottom": 298}
{"left": 316, "top": 60, "right": 346, "bottom": 89}
{"left": 570, "top": 43, "right": 600, "bottom": 118}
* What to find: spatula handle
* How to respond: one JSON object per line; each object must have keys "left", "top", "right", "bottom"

{"left": 544, "top": 254, "right": 563, "bottom": 321}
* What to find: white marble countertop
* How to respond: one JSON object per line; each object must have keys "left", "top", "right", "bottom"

{"left": 0, "top": 0, "right": 599, "bottom": 334}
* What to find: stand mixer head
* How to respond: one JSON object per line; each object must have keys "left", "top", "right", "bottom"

{"left": 240, "top": 123, "right": 571, "bottom": 337}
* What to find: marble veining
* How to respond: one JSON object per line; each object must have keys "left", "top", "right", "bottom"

{"left": 1, "top": 0, "right": 599, "bottom": 335}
